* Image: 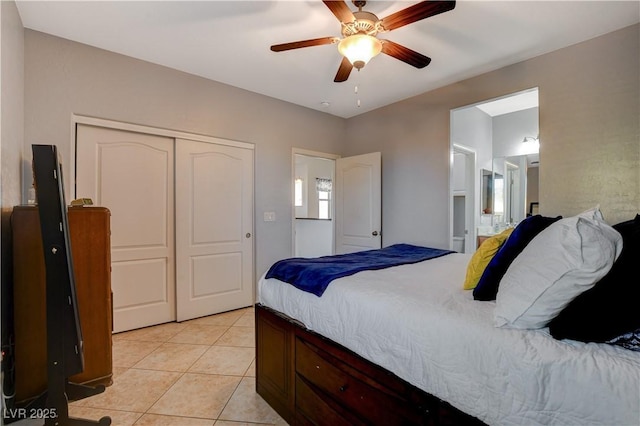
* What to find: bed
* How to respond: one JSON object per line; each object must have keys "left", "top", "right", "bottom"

{"left": 255, "top": 209, "right": 640, "bottom": 426}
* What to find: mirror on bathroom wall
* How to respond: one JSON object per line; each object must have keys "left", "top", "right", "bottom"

{"left": 481, "top": 168, "right": 503, "bottom": 216}
{"left": 481, "top": 169, "right": 491, "bottom": 214}
{"left": 492, "top": 155, "right": 536, "bottom": 225}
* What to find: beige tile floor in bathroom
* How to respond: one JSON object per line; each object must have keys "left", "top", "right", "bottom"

{"left": 66, "top": 306, "right": 288, "bottom": 426}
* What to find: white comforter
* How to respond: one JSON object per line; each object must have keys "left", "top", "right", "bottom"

{"left": 258, "top": 253, "right": 640, "bottom": 426}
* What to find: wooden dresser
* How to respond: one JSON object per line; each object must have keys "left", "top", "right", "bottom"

{"left": 12, "top": 205, "right": 113, "bottom": 404}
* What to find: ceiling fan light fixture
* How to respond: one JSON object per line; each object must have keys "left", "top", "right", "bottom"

{"left": 338, "top": 34, "right": 382, "bottom": 70}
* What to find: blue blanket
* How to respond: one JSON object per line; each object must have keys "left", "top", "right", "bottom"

{"left": 265, "top": 244, "right": 454, "bottom": 297}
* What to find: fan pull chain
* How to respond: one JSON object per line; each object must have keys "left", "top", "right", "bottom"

{"left": 352, "top": 67, "right": 364, "bottom": 108}
{"left": 354, "top": 84, "right": 361, "bottom": 107}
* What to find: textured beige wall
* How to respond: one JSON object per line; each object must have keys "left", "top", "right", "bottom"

{"left": 1, "top": 0, "right": 24, "bottom": 323}
{"left": 23, "top": 30, "right": 346, "bottom": 276}
{"left": 540, "top": 24, "right": 639, "bottom": 222}
{"left": 1, "top": 1, "right": 24, "bottom": 211}
{"left": 1, "top": 1, "right": 25, "bottom": 384}
{"left": 345, "top": 24, "right": 639, "bottom": 248}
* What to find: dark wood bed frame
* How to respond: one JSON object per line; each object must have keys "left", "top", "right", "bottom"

{"left": 255, "top": 303, "right": 486, "bottom": 425}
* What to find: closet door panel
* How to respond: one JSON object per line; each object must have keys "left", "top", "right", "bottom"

{"left": 175, "top": 138, "right": 254, "bottom": 321}
{"left": 76, "top": 124, "right": 176, "bottom": 332}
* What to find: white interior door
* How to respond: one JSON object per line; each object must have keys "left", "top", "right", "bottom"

{"left": 175, "top": 138, "right": 254, "bottom": 321}
{"left": 76, "top": 124, "right": 175, "bottom": 332}
{"left": 335, "top": 152, "right": 382, "bottom": 254}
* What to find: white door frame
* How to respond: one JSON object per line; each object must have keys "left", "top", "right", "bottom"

{"left": 291, "top": 148, "right": 340, "bottom": 257}
{"left": 505, "top": 160, "right": 520, "bottom": 224}
{"left": 450, "top": 143, "right": 477, "bottom": 253}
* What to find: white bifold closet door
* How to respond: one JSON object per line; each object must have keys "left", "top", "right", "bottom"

{"left": 76, "top": 124, "right": 254, "bottom": 332}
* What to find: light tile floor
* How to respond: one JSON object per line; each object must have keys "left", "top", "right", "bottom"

{"left": 63, "top": 306, "right": 288, "bottom": 425}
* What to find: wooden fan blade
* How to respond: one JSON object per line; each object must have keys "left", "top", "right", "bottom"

{"left": 323, "top": 0, "right": 356, "bottom": 23}
{"left": 381, "top": 40, "right": 431, "bottom": 68}
{"left": 381, "top": 1, "right": 456, "bottom": 31}
{"left": 334, "top": 57, "right": 353, "bottom": 82}
{"left": 271, "top": 37, "right": 338, "bottom": 52}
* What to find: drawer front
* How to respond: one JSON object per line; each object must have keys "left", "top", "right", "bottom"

{"left": 296, "top": 375, "right": 362, "bottom": 426}
{"left": 296, "top": 337, "right": 427, "bottom": 424}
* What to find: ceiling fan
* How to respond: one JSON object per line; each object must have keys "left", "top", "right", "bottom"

{"left": 270, "top": 0, "right": 456, "bottom": 82}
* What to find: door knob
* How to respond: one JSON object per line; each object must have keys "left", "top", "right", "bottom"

{"left": 372, "top": 231, "right": 378, "bottom": 236}
{"left": 246, "top": 233, "right": 251, "bottom": 238}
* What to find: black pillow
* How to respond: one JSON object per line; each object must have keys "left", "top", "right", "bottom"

{"left": 473, "top": 214, "right": 562, "bottom": 301}
{"left": 548, "top": 214, "right": 640, "bottom": 343}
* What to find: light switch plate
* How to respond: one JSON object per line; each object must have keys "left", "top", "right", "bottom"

{"left": 264, "top": 211, "right": 276, "bottom": 222}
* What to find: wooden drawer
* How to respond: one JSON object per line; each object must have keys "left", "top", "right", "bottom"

{"left": 295, "top": 336, "right": 431, "bottom": 425}
{"left": 295, "top": 375, "right": 361, "bottom": 426}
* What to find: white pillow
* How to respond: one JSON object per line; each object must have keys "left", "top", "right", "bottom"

{"left": 494, "top": 207, "right": 623, "bottom": 329}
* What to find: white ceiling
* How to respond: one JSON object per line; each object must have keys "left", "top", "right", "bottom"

{"left": 15, "top": 1, "right": 639, "bottom": 118}
{"left": 475, "top": 89, "right": 538, "bottom": 117}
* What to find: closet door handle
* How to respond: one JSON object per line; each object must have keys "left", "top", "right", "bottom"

{"left": 246, "top": 233, "right": 251, "bottom": 238}
{"left": 372, "top": 231, "right": 379, "bottom": 236}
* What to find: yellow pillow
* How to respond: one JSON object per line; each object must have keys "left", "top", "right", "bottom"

{"left": 463, "top": 228, "right": 514, "bottom": 290}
